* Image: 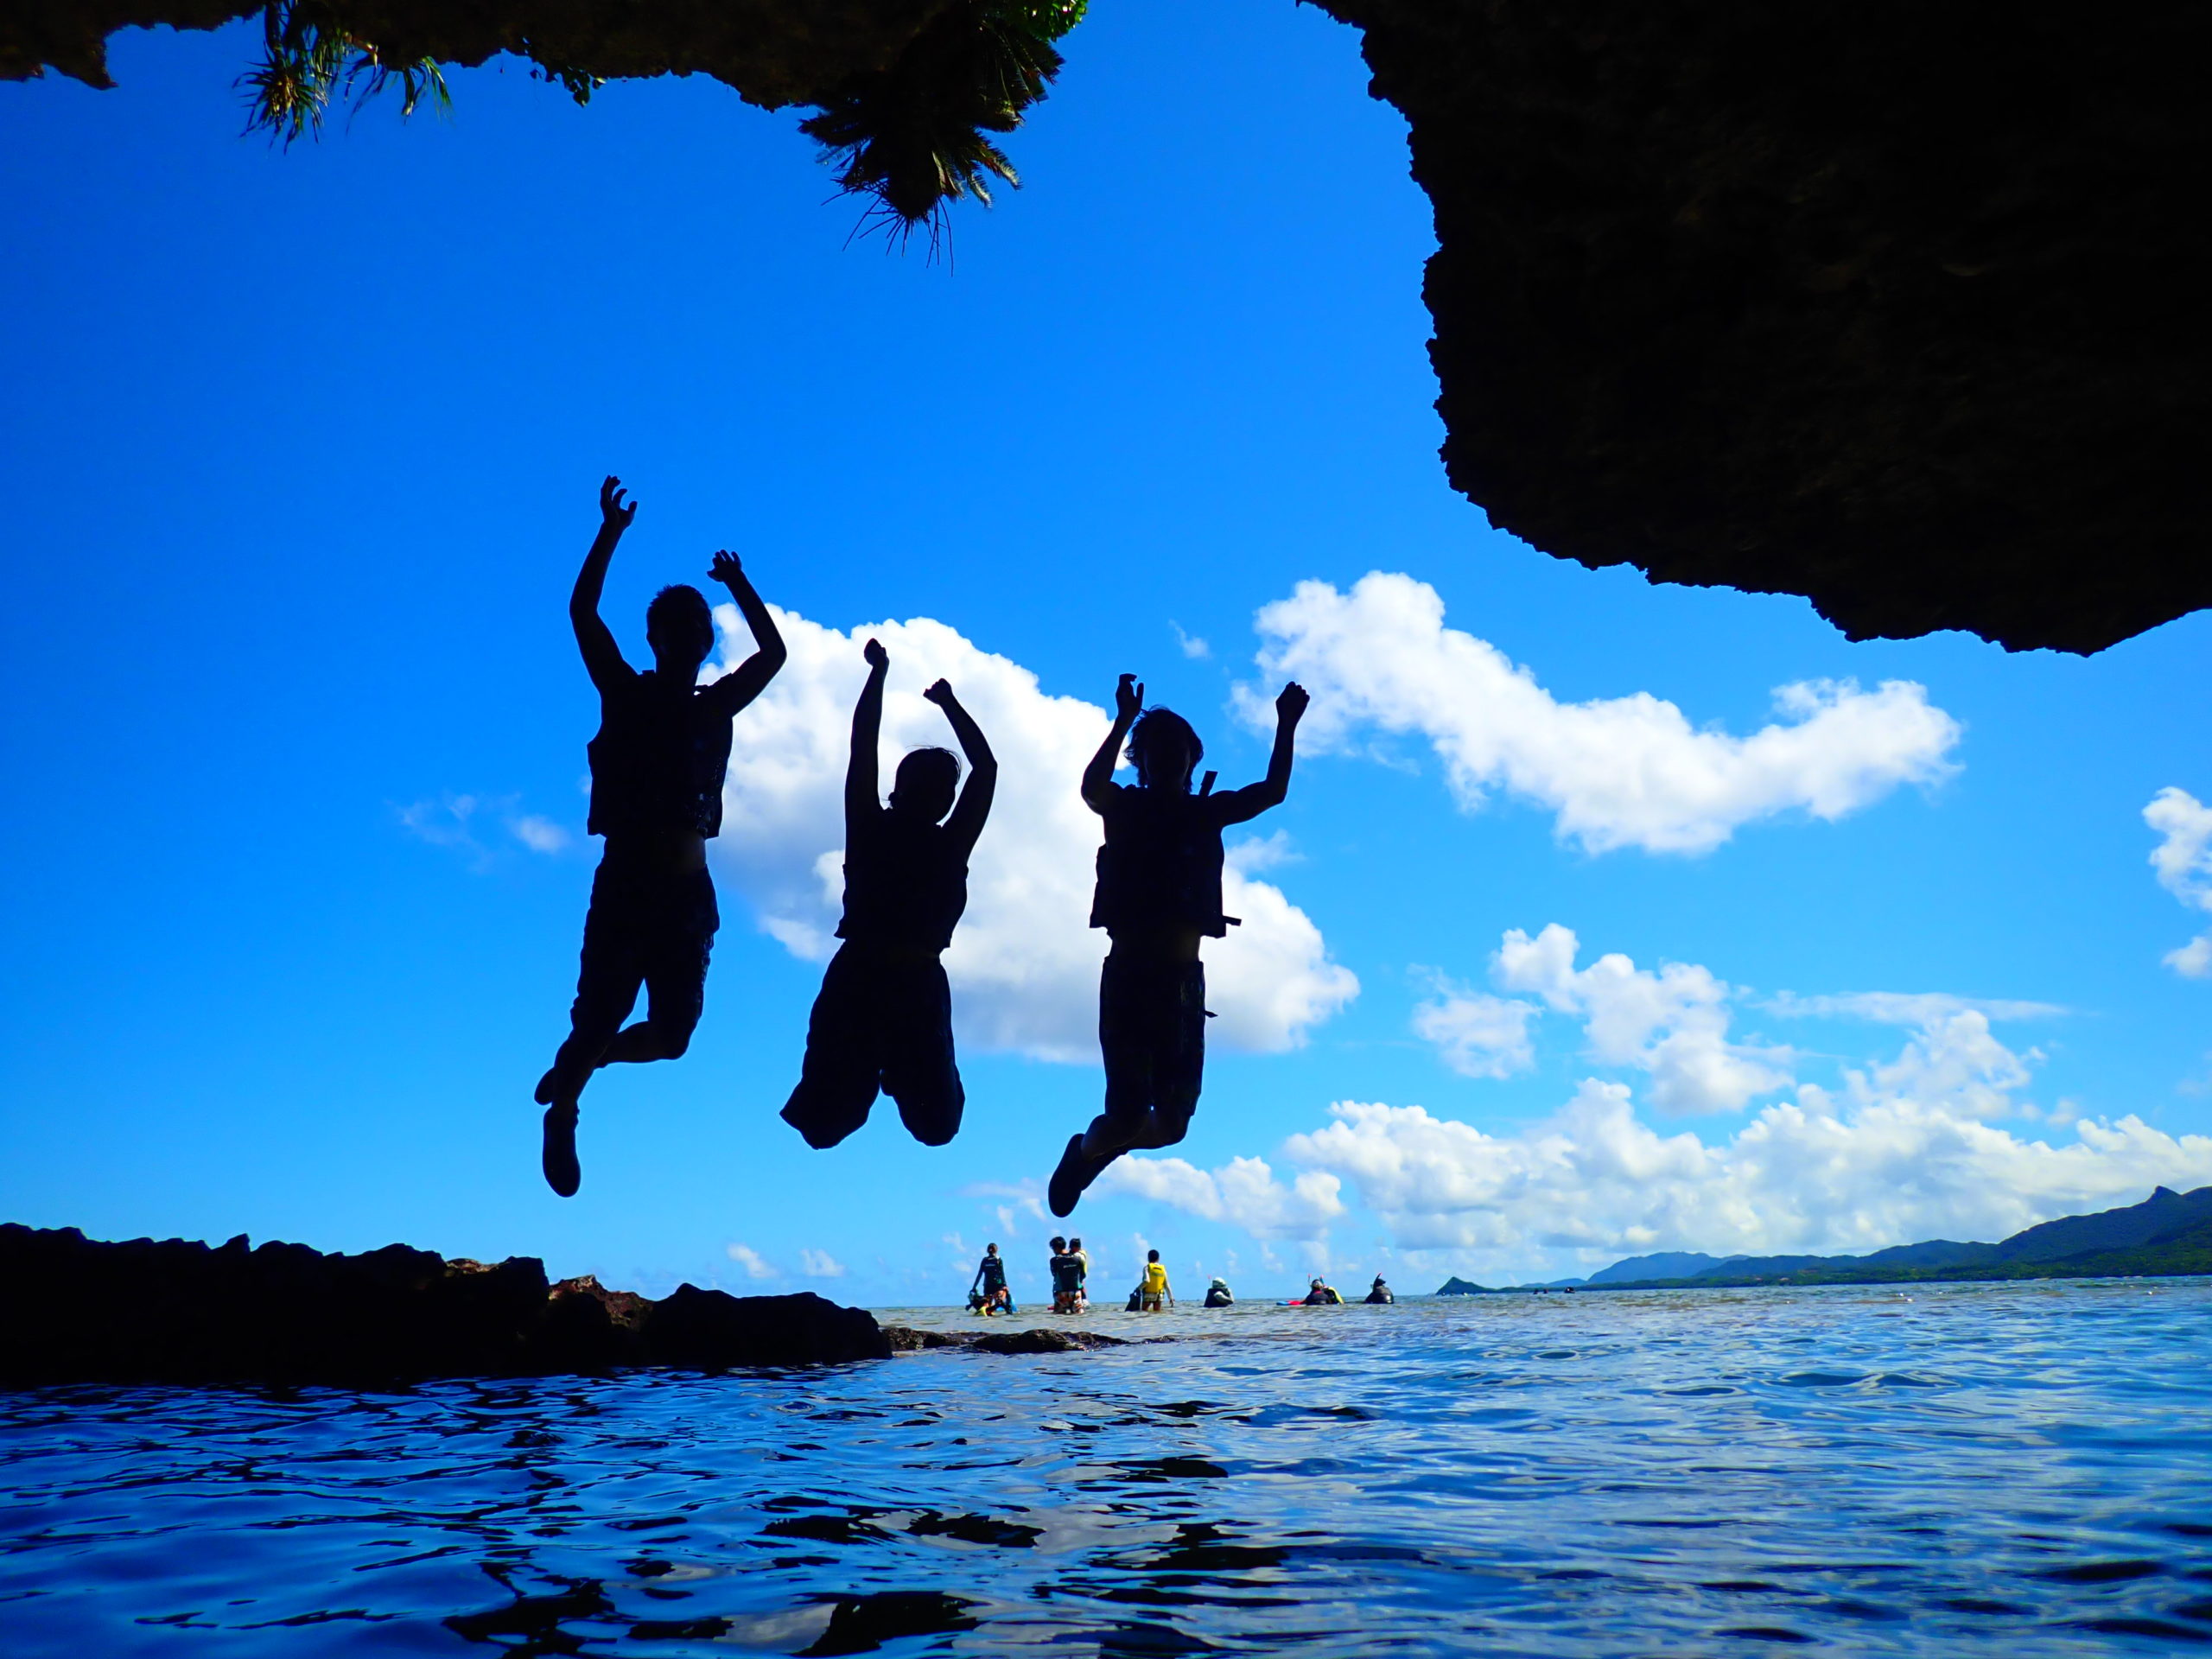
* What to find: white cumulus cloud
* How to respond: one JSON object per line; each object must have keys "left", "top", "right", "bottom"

{"left": 706, "top": 606, "right": 1357, "bottom": 1060}
{"left": 1238, "top": 572, "right": 1961, "bottom": 855}
{"left": 1093, "top": 1154, "right": 1344, "bottom": 1241}
{"left": 508, "top": 813, "right": 572, "bottom": 855}
{"left": 1764, "top": 990, "right": 2069, "bottom": 1024}
{"left": 724, "top": 1243, "right": 778, "bottom": 1280}
{"left": 1105, "top": 928, "right": 2206, "bottom": 1282}
{"left": 397, "top": 792, "right": 573, "bottom": 867}
{"left": 1418, "top": 930, "right": 2068, "bottom": 1109}
{"left": 798, "top": 1249, "right": 847, "bottom": 1280}
{"left": 1492, "top": 924, "right": 1792, "bottom": 1114}
{"left": 2145, "top": 787, "right": 2212, "bottom": 978}
{"left": 1283, "top": 1012, "right": 2212, "bottom": 1270}
{"left": 1411, "top": 978, "right": 1539, "bottom": 1079}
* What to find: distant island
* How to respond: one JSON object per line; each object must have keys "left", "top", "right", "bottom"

{"left": 1436, "top": 1185, "right": 2212, "bottom": 1295}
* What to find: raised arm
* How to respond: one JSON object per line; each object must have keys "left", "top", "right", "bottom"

{"left": 702, "top": 550, "right": 788, "bottom": 714}
{"left": 570, "top": 476, "right": 637, "bottom": 691}
{"left": 925, "top": 678, "right": 997, "bottom": 855}
{"left": 1082, "top": 674, "right": 1145, "bottom": 812}
{"left": 848, "top": 639, "right": 888, "bottom": 829}
{"left": 1215, "top": 682, "right": 1310, "bottom": 825}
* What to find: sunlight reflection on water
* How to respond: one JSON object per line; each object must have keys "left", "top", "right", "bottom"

{"left": 3, "top": 1281, "right": 2209, "bottom": 1656}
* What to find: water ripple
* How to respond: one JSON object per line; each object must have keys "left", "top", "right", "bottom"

{"left": 2, "top": 1281, "right": 2209, "bottom": 1656}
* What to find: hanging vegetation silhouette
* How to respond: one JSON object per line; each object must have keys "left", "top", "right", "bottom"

{"left": 798, "top": 0, "right": 1083, "bottom": 244}
{"left": 228, "top": 0, "right": 1079, "bottom": 235}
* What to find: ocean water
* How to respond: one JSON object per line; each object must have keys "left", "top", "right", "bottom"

{"left": 3, "top": 1280, "right": 2209, "bottom": 1657}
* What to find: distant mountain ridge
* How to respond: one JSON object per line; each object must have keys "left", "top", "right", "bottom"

{"left": 1988, "top": 1185, "right": 2212, "bottom": 1262}
{"left": 1592, "top": 1251, "right": 1740, "bottom": 1284}
{"left": 1434, "top": 1186, "right": 2212, "bottom": 1295}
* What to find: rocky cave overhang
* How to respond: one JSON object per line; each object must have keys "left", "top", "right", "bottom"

{"left": 1319, "top": 0, "right": 2211, "bottom": 654}
{"left": 2, "top": 1, "right": 953, "bottom": 109}
{"left": 9, "top": 0, "right": 2209, "bottom": 654}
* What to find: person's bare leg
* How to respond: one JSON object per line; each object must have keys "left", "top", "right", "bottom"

{"left": 1077, "top": 1107, "right": 1146, "bottom": 1158}
{"left": 1103, "top": 1105, "right": 1192, "bottom": 1152}
{"left": 595, "top": 1019, "right": 692, "bottom": 1065}
{"left": 598, "top": 888, "right": 712, "bottom": 1067}
{"left": 537, "top": 868, "right": 710, "bottom": 1197}
{"left": 1054, "top": 953, "right": 1205, "bottom": 1214}
{"left": 535, "top": 937, "right": 642, "bottom": 1198}
{"left": 536, "top": 1023, "right": 620, "bottom": 1198}
{"left": 1051, "top": 1057, "right": 1152, "bottom": 1216}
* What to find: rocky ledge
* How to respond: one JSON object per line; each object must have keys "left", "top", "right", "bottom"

{"left": 0, "top": 1224, "right": 889, "bottom": 1387}
{"left": 883, "top": 1325, "right": 1127, "bottom": 1354}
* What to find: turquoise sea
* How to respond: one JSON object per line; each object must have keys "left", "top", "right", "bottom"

{"left": 3, "top": 1279, "right": 2209, "bottom": 1656}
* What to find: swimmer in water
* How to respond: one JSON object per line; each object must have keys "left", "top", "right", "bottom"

{"left": 1068, "top": 1236, "right": 1090, "bottom": 1308}
{"left": 1049, "top": 1236, "right": 1084, "bottom": 1313}
{"left": 1139, "top": 1249, "right": 1173, "bottom": 1312}
{"left": 969, "top": 1243, "right": 1011, "bottom": 1313}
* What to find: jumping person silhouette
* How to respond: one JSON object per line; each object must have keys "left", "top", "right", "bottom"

{"left": 536, "top": 476, "right": 786, "bottom": 1197}
{"left": 780, "top": 636, "right": 996, "bottom": 1148}
{"left": 1047, "top": 672, "right": 1309, "bottom": 1216}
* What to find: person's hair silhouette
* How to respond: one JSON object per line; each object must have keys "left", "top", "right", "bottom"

{"left": 1127, "top": 708, "right": 1202, "bottom": 787}
{"left": 780, "top": 636, "right": 996, "bottom": 1149}
{"left": 1047, "top": 672, "right": 1309, "bottom": 1216}
{"left": 534, "top": 475, "right": 786, "bottom": 1197}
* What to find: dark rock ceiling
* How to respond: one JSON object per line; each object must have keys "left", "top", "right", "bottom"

{"left": 1, "top": 1, "right": 950, "bottom": 106}
{"left": 1323, "top": 0, "right": 2210, "bottom": 652}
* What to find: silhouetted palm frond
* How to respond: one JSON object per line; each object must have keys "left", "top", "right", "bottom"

{"left": 240, "top": 3, "right": 450, "bottom": 146}
{"left": 234, "top": 0, "right": 1078, "bottom": 248}
{"left": 801, "top": 0, "right": 1088, "bottom": 250}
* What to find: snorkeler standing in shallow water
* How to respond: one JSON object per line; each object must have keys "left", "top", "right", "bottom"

{"left": 535, "top": 476, "right": 787, "bottom": 1198}
{"left": 1048, "top": 672, "right": 1309, "bottom": 1216}
{"left": 780, "top": 636, "right": 995, "bottom": 1149}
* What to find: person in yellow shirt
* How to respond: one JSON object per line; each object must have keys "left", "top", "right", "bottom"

{"left": 1139, "top": 1249, "right": 1173, "bottom": 1312}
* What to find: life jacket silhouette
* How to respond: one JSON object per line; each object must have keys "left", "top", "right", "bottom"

{"left": 587, "top": 670, "right": 734, "bottom": 841}
{"left": 838, "top": 815, "right": 969, "bottom": 952}
{"left": 1090, "top": 774, "right": 1234, "bottom": 938}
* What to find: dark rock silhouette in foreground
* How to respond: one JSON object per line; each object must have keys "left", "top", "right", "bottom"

{"left": 0, "top": 1224, "right": 888, "bottom": 1387}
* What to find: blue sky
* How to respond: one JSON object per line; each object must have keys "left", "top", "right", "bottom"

{"left": 3, "top": 1, "right": 2208, "bottom": 1306}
